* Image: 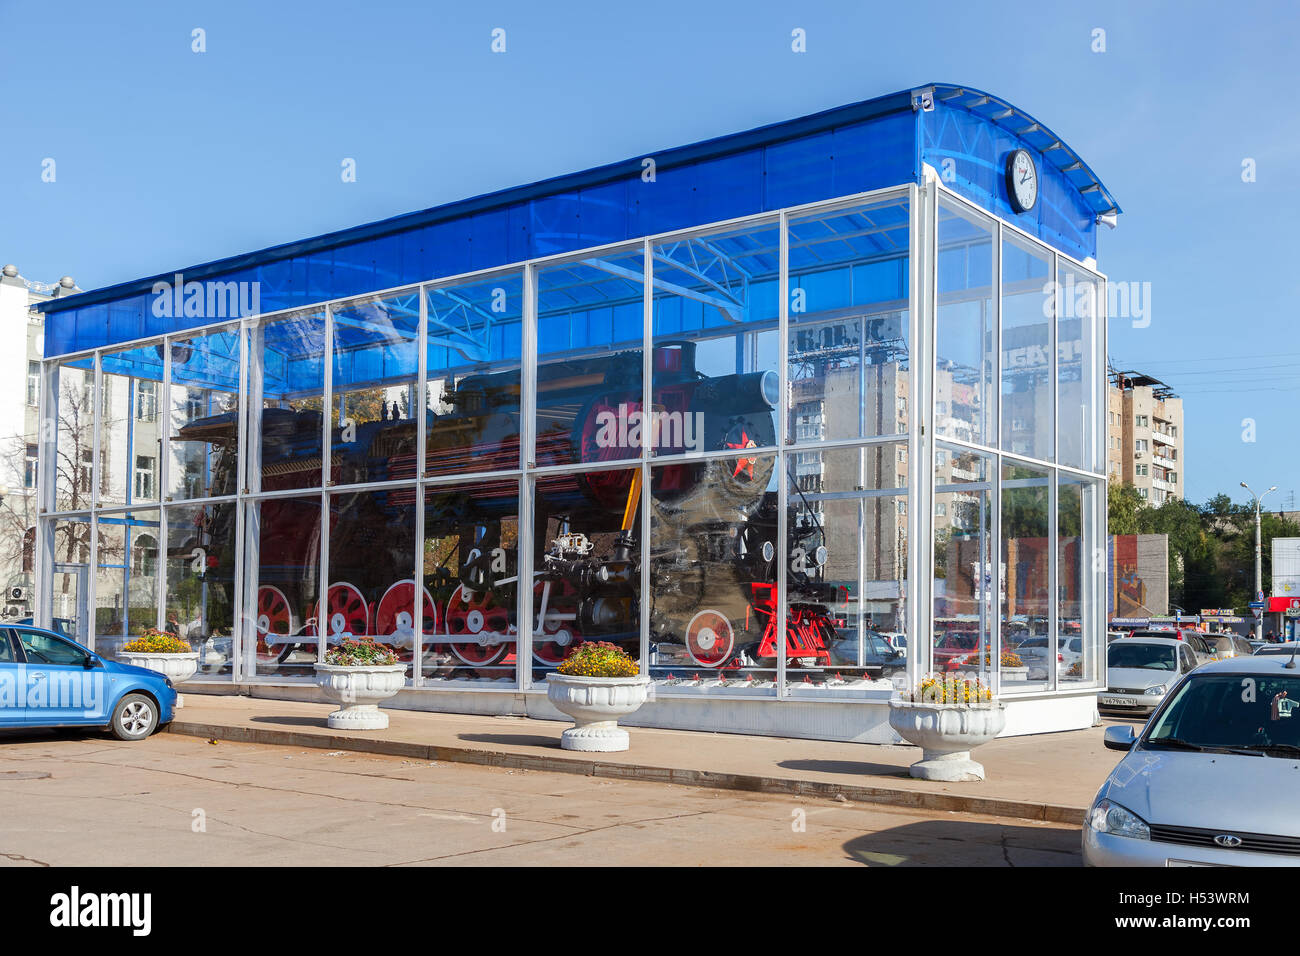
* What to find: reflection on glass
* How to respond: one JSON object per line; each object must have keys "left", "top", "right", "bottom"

{"left": 787, "top": 444, "right": 908, "bottom": 694}
{"left": 52, "top": 517, "right": 92, "bottom": 646}
{"left": 165, "top": 502, "right": 235, "bottom": 678}
{"left": 532, "top": 469, "right": 640, "bottom": 673}
{"left": 650, "top": 454, "right": 777, "bottom": 691}
{"left": 1059, "top": 476, "right": 1100, "bottom": 684}
{"left": 426, "top": 273, "right": 523, "bottom": 477}
{"left": 1057, "top": 265, "right": 1099, "bottom": 472}
{"left": 54, "top": 364, "right": 96, "bottom": 512}
{"left": 787, "top": 201, "right": 909, "bottom": 443}
{"left": 326, "top": 487, "right": 417, "bottom": 681}
{"left": 937, "top": 200, "right": 994, "bottom": 447}
{"left": 654, "top": 220, "right": 779, "bottom": 458}
{"left": 255, "top": 311, "right": 326, "bottom": 492}
{"left": 246, "top": 496, "right": 321, "bottom": 680}
{"left": 94, "top": 510, "right": 160, "bottom": 662}
{"left": 332, "top": 293, "right": 419, "bottom": 485}
{"left": 933, "top": 446, "right": 994, "bottom": 683}
{"left": 1001, "top": 461, "right": 1052, "bottom": 690}
{"left": 100, "top": 347, "right": 165, "bottom": 507}
{"left": 1001, "top": 235, "right": 1053, "bottom": 460}
{"left": 535, "top": 253, "right": 644, "bottom": 468}
{"left": 169, "top": 328, "right": 240, "bottom": 500}
{"left": 424, "top": 479, "right": 519, "bottom": 683}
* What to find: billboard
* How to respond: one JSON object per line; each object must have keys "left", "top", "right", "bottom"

{"left": 1272, "top": 537, "right": 1300, "bottom": 600}
{"left": 1108, "top": 534, "right": 1169, "bottom": 620}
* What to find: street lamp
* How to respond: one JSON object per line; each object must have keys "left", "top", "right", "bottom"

{"left": 1241, "top": 481, "right": 1278, "bottom": 642}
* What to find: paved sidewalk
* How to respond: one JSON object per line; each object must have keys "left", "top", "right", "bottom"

{"left": 168, "top": 693, "right": 1131, "bottom": 825}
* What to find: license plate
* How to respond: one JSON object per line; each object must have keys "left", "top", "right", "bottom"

{"left": 1167, "top": 859, "right": 1229, "bottom": 867}
{"left": 1099, "top": 696, "right": 1131, "bottom": 706}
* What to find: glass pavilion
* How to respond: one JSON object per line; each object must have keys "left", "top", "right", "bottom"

{"left": 35, "top": 84, "right": 1117, "bottom": 741}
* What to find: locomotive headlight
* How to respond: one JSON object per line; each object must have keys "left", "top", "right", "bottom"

{"left": 761, "top": 541, "right": 775, "bottom": 562}
{"left": 759, "top": 370, "right": 780, "bottom": 408}
{"left": 813, "top": 546, "right": 828, "bottom": 567}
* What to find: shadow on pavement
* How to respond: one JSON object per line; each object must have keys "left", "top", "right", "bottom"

{"left": 458, "top": 732, "right": 561, "bottom": 748}
{"left": 249, "top": 715, "right": 327, "bottom": 728}
{"left": 841, "top": 818, "right": 1082, "bottom": 866}
{"left": 779, "top": 758, "right": 912, "bottom": 778}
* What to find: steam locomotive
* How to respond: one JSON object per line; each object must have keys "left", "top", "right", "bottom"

{"left": 175, "top": 342, "right": 842, "bottom": 672}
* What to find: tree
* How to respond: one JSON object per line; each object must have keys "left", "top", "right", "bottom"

{"left": 1107, "top": 482, "right": 1144, "bottom": 535}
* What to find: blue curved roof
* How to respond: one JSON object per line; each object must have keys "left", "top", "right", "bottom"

{"left": 39, "top": 82, "right": 1117, "bottom": 357}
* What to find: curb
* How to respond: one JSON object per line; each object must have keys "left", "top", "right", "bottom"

{"left": 166, "top": 720, "right": 1085, "bottom": 826}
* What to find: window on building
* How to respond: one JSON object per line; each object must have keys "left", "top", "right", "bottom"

{"left": 132, "top": 534, "right": 158, "bottom": 576}
{"left": 23, "top": 444, "right": 37, "bottom": 489}
{"left": 134, "top": 455, "right": 156, "bottom": 500}
{"left": 1170, "top": 472, "right": 1177, "bottom": 485}
{"left": 26, "top": 361, "right": 39, "bottom": 407}
{"left": 1135, "top": 415, "right": 1148, "bottom": 427}
{"left": 1135, "top": 439, "right": 1148, "bottom": 452}
{"left": 1139, "top": 487, "right": 1149, "bottom": 499}
{"left": 135, "top": 380, "right": 158, "bottom": 422}
{"left": 1135, "top": 464, "right": 1148, "bottom": 476}
{"left": 935, "top": 502, "right": 947, "bottom": 516}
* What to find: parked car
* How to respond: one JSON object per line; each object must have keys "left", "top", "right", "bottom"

{"left": 0, "top": 625, "right": 176, "bottom": 740}
{"left": 1200, "top": 633, "right": 1255, "bottom": 660}
{"left": 1097, "top": 637, "right": 1198, "bottom": 715}
{"left": 1125, "top": 628, "right": 1216, "bottom": 665}
{"left": 933, "top": 632, "right": 981, "bottom": 671}
{"left": 1014, "top": 636, "right": 1080, "bottom": 680}
{"left": 1085, "top": 655, "right": 1300, "bottom": 866}
{"left": 826, "top": 630, "right": 905, "bottom": 677}
{"left": 1254, "top": 641, "right": 1300, "bottom": 657}
{"left": 878, "top": 632, "right": 908, "bottom": 658}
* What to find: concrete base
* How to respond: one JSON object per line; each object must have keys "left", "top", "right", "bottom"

{"left": 326, "top": 705, "right": 390, "bottom": 731}
{"left": 911, "top": 751, "right": 985, "bottom": 782}
{"left": 178, "top": 679, "right": 1100, "bottom": 744}
{"left": 560, "top": 723, "right": 629, "bottom": 752}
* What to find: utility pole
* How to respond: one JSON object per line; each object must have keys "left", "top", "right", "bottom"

{"left": 1241, "top": 481, "right": 1277, "bottom": 642}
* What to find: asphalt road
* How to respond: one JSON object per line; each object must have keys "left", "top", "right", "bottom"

{"left": 0, "top": 731, "right": 1082, "bottom": 866}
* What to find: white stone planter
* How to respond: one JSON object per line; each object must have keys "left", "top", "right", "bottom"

{"left": 545, "top": 673, "right": 650, "bottom": 752}
{"left": 120, "top": 652, "right": 200, "bottom": 685}
{"left": 887, "top": 699, "right": 1007, "bottom": 782}
{"left": 313, "top": 663, "right": 407, "bottom": 730}
{"left": 1000, "top": 666, "right": 1029, "bottom": 682}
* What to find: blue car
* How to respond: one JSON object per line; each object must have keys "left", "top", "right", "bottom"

{"left": 0, "top": 625, "right": 176, "bottom": 741}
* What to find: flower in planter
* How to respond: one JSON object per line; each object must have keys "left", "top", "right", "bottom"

{"left": 324, "top": 638, "right": 399, "bottom": 667}
{"left": 908, "top": 673, "right": 993, "bottom": 704}
{"left": 122, "top": 629, "right": 192, "bottom": 655}
{"left": 554, "top": 641, "right": 638, "bottom": 678}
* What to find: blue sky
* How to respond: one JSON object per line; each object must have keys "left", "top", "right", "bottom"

{"left": 2, "top": 0, "right": 1297, "bottom": 506}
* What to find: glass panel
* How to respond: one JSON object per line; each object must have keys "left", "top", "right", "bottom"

{"left": 653, "top": 219, "right": 779, "bottom": 457}
{"left": 1057, "top": 263, "right": 1100, "bottom": 472}
{"left": 936, "top": 199, "right": 995, "bottom": 448}
{"left": 165, "top": 502, "right": 237, "bottom": 679}
{"left": 933, "top": 445, "right": 995, "bottom": 684}
{"left": 424, "top": 478, "right": 519, "bottom": 684}
{"left": 426, "top": 272, "right": 523, "bottom": 477}
{"left": 1001, "top": 234, "right": 1053, "bottom": 460}
{"left": 787, "top": 199, "right": 909, "bottom": 443}
{"left": 255, "top": 310, "right": 326, "bottom": 492}
{"left": 331, "top": 292, "right": 420, "bottom": 484}
{"left": 100, "top": 345, "right": 165, "bottom": 507}
{"left": 532, "top": 468, "right": 639, "bottom": 680}
{"left": 245, "top": 496, "right": 321, "bottom": 679}
{"left": 50, "top": 516, "right": 92, "bottom": 646}
{"left": 94, "top": 510, "right": 160, "bottom": 662}
{"left": 53, "top": 363, "right": 96, "bottom": 512}
{"left": 169, "top": 327, "right": 241, "bottom": 500}
{"left": 1000, "top": 460, "right": 1052, "bottom": 691}
{"left": 1059, "top": 475, "right": 1100, "bottom": 684}
{"left": 787, "top": 443, "right": 907, "bottom": 696}
{"left": 326, "top": 486, "right": 417, "bottom": 682}
{"left": 650, "top": 454, "right": 777, "bottom": 693}
{"left": 535, "top": 251, "right": 644, "bottom": 468}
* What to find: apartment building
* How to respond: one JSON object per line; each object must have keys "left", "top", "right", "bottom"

{"left": 0, "top": 265, "right": 81, "bottom": 620}
{"left": 1107, "top": 369, "right": 1184, "bottom": 505}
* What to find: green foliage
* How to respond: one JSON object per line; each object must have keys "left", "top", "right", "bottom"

{"left": 1107, "top": 484, "right": 1300, "bottom": 612}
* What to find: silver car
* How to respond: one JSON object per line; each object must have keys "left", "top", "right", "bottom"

{"left": 1097, "top": 637, "right": 1197, "bottom": 716}
{"left": 1084, "top": 655, "right": 1300, "bottom": 866}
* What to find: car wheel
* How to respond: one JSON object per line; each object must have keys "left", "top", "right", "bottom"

{"left": 110, "top": 693, "right": 158, "bottom": 741}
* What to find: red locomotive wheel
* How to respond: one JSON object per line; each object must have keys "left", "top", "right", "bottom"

{"left": 375, "top": 580, "right": 438, "bottom": 662}
{"left": 254, "top": 585, "right": 297, "bottom": 665}
{"left": 313, "top": 582, "right": 369, "bottom": 641}
{"left": 444, "top": 585, "right": 512, "bottom": 666}
{"left": 532, "top": 580, "right": 582, "bottom": 666}
{"left": 685, "top": 609, "right": 734, "bottom": 668}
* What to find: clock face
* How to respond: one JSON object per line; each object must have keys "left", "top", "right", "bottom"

{"left": 1006, "top": 149, "right": 1038, "bottom": 213}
